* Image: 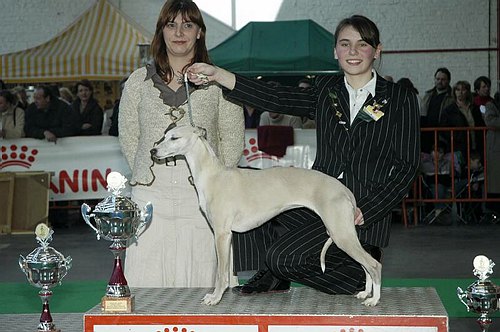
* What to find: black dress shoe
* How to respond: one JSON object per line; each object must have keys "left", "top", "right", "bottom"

{"left": 233, "top": 269, "right": 291, "bottom": 295}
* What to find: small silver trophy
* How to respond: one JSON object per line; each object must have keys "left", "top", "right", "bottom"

{"left": 19, "top": 223, "right": 72, "bottom": 332}
{"left": 457, "top": 255, "right": 500, "bottom": 332}
{"left": 81, "top": 171, "right": 152, "bottom": 312}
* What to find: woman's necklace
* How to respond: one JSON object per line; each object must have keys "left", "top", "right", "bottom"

{"left": 173, "top": 70, "right": 184, "bottom": 84}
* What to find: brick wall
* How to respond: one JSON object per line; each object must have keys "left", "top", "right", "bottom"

{"left": 1, "top": 0, "right": 497, "bottom": 94}
{"left": 277, "top": 0, "right": 498, "bottom": 94}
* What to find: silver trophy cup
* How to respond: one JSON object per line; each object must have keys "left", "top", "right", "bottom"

{"left": 19, "top": 224, "right": 72, "bottom": 332}
{"left": 457, "top": 255, "right": 500, "bottom": 332}
{"left": 81, "top": 171, "right": 152, "bottom": 312}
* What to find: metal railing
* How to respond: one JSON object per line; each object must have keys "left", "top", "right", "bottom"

{"left": 402, "top": 126, "right": 500, "bottom": 226}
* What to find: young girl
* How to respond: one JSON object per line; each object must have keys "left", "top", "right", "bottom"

{"left": 187, "top": 15, "right": 420, "bottom": 295}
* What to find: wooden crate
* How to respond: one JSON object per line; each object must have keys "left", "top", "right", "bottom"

{"left": 3, "top": 171, "right": 51, "bottom": 234}
{"left": 0, "top": 172, "right": 15, "bottom": 234}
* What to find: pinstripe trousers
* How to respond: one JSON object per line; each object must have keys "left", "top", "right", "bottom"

{"left": 233, "top": 208, "right": 378, "bottom": 295}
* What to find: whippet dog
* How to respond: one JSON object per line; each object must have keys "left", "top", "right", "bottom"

{"left": 150, "top": 125, "right": 382, "bottom": 306}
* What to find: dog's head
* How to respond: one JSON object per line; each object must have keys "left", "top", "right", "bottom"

{"left": 150, "top": 125, "right": 206, "bottom": 160}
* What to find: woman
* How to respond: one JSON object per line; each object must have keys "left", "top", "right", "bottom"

{"left": 483, "top": 93, "right": 500, "bottom": 218}
{"left": 59, "top": 87, "right": 75, "bottom": 105}
{"left": 0, "top": 89, "right": 25, "bottom": 139}
{"left": 72, "top": 79, "right": 103, "bottom": 135}
{"left": 440, "top": 81, "right": 485, "bottom": 162}
{"left": 188, "top": 15, "right": 419, "bottom": 295}
{"left": 119, "top": 0, "right": 244, "bottom": 287}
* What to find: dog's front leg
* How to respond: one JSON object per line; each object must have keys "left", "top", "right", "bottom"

{"left": 202, "top": 231, "right": 232, "bottom": 305}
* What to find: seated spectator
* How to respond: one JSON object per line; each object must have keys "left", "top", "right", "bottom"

{"left": 72, "top": 79, "right": 103, "bottom": 135}
{"left": 440, "top": 80, "right": 485, "bottom": 161}
{"left": 243, "top": 104, "right": 262, "bottom": 128}
{"left": 0, "top": 90, "right": 25, "bottom": 139}
{"left": 259, "top": 112, "right": 303, "bottom": 128}
{"left": 461, "top": 150, "right": 485, "bottom": 222}
{"left": 11, "top": 86, "right": 30, "bottom": 110}
{"left": 24, "top": 85, "right": 80, "bottom": 143}
{"left": 59, "top": 87, "right": 75, "bottom": 105}
{"left": 420, "top": 142, "right": 462, "bottom": 223}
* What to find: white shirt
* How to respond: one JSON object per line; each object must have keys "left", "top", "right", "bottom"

{"left": 345, "top": 70, "right": 377, "bottom": 124}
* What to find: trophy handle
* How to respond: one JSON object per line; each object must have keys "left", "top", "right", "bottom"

{"left": 18, "top": 255, "right": 27, "bottom": 273}
{"left": 137, "top": 202, "right": 153, "bottom": 238}
{"left": 81, "top": 203, "right": 100, "bottom": 239}
{"left": 457, "top": 287, "right": 470, "bottom": 310}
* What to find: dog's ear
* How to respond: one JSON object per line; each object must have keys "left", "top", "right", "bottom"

{"left": 194, "top": 126, "right": 207, "bottom": 139}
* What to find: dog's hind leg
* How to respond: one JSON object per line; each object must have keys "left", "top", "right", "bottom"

{"left": 319, "top": 201, "right": 382, "bottom": 306}
{"left": 202, "top": 230, "right": 232, "bottom": 305}
{"left": 356, "top": 266, "right": 373, "bottom": 300}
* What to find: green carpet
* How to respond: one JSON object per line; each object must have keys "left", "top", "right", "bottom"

{"left": 2, "top": 278, "right": 499, "bottom": 317}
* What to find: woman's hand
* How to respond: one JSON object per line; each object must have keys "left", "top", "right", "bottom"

{"left": 354, "top": 208, "right": 364, "bottom": 226}
{"left": 187, "top": 63, "right": 236, "bottom": 90}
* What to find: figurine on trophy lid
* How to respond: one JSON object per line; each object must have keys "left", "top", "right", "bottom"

{"left": 81, "top": 171, "right": 153, "bottom": 313}
{"left": 457, "top": 255, "right": 500, "bottom": 332}
{"left": 19, "top": 223, "right": 72, "bottom": 332}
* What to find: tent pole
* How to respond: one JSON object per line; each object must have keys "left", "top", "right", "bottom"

{"left": 231, "top": 0, "right": 236, "bottom": 30}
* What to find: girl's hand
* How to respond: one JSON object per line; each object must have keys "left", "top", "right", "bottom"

{"left": 187, "top": 63, "right": 236, "bottom": 90}
{"left": 354, "top": 208, "right": 364, "bottom": 225}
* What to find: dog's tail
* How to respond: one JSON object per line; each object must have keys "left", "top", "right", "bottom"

{"left": 320, "top": 237, "right": 333, "bottom": 272}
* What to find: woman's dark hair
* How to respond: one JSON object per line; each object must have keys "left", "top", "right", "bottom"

{"left": 0, "top": 89, "right": 16, "bottom": 105}
{"left": 473, "top": 75, "right": 491, "bottom": 92}
{"left": 334, "top": 15, "right": 380, "bottom": 48}
{"left": 75, "top": 79, "right": 94, "bottom": 94}
{"left": 151, "top": 0, "right": 210, "bottom": 82}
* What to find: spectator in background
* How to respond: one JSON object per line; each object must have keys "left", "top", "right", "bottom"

{"left": 473, "top": 76, "right": 495, "bottom": 113}
{"left": 297, "top": 78, "right": 316, "bottom": 128}
{"left": 243, "top": 104, "right": 262, "bottom": 128}
{"left": 108, "top": 75, "right": 129, "bottom": 137}
{"left": 59, "top": 87, "right": 75, "bottom": 105}
{"left": 397, "top": 77, "right": 422, "bottom": 113}
{"left": 259, "top": 111, "right": 303, "bottom": 128}
{"left": 483, "top": 92, "right": 500, "bottom": 219}
{"left": 101, "top": 99, "right": 114, "bottom": 135}
{"left": 440, "top": 80, "right": 485, "bottom": 161}
{"left": 0, "top": 80, "right": 6, "bottom": 90}
{"left": 0, "top": 89, "right": 25, "bottom": 139}
{"left": 259, "top": 80, "right": 303, "bottom": 128}
{"left": 25, "top": 85, "right": 80, "bottom": 143}
{"left": 11, "top": 86, "right": 30, "bottom": 110}
{"left": 72, "top": 79, "right": 103, "bottom": 135}
{"left": 421, "top": 68, "right": 454, "bottom": 153}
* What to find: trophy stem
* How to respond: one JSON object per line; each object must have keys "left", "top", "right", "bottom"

{"left": 106, "top": 245, "right": 130, "bottom": 297}
{"left": 478, "top": 313, "right": 492, "bottom": 332}
{"left": 38, "top": 289, "right": 58, "bottom": 331}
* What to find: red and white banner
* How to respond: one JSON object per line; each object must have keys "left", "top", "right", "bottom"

{"left": 0, "top": 129, "right": 316, "bottom": 201}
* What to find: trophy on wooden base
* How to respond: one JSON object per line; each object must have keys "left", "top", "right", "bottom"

{"left": 82, "top": 171, "right": 152, "bottom": 313}
{"left": 19, "top": 224, "right": 72, "bottom": 332}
